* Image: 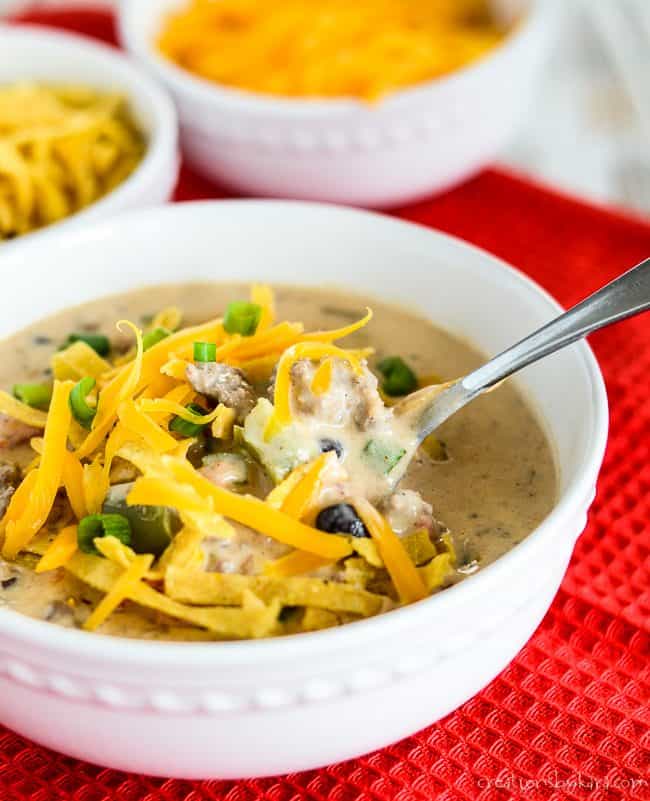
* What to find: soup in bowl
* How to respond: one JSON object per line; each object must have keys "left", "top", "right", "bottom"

{"left": 0, "top": 202, "right": 607, "bottom": 778}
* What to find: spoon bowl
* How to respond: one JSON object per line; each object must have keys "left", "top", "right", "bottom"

{"left": 394, "top": 257, "right": 650, "bottom": 461}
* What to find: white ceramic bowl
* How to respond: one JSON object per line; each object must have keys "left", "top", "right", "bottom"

{"left": 0, "top": 202, "right": 607, "bottom": 779}
{"left": 118, "top": 0, "right": 553, "bottom": 207}
{"left": 0, "top": 24, "right": 179, "bottom": 246}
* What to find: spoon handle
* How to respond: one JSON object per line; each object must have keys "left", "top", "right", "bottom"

{"left": 414, "top": 257, "right": 650, "bottom": 441}
{"left": 463, "top": 257, "right": 650, "bottom": 393}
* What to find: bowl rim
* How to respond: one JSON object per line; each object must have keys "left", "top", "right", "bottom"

{"left": 0, "top": 200, "right": 609, "bottom": 666}
{"left": 117, "top": 0, "right": 548, "bottom": 118}
{"left": 0, "top": 23, "right": 179, "bottom": 248}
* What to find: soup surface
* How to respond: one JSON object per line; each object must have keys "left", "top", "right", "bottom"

{"left": 0, "top": 283, "right": 556, "bottom": 640}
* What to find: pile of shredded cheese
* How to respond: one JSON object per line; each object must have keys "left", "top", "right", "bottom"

{"left": 0, "top": 286, "right": 455, "bottom": 639}
{"left": 0, "top": 83, "right": 144, "bottom": 240}
{"left": 157, "top": 0, "right": 508, "bottom": 101}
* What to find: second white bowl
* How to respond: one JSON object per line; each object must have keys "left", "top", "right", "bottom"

{"left": 0, "top": 23, "right": 179, "bottom": 246}
{"left": 119, "top": 0, "right": 553, "bottom": 207}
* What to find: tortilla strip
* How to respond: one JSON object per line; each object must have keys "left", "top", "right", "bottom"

{"left": 166, "top": 566, "right": 387, "bottom": 617}
{"left": 59, "top": 551, "right": 279, "bottom": 639}
{"left": 419, "top": 552, "right": 453, "bottom": 592}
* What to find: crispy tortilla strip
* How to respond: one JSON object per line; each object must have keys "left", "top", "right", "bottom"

{"left": 349, "top": 529, "right": 436, "bottom": 568}
{"left": 62, "top": 552, "right": 279, "bottom": 638}
{"left": 94, "top": 535, "right": 164, "bottom": 581}
{"left": 51, "top": 340, "right": 111, "bottom": 382}
{"left": 300, "top": 607, "right": 341, "bottom": 632}
{"left": 439, "top": 530, "right": 457, "bottom": 564}
{"left": 156, "top": 525, "right": 206, "bottom": 575}
{"left": 419, "top": 552, "right": 453, "bottom": 592}
{"left": 165, "top": 566, "right": 387, "bottom": 617}
{"left": 403, "top": 529, "right": 437, "bottom": 566}
{"left": 350, "top": 537, "right": 383, "bottom": 567}
{"left": 0, "top": 391, "right": 48, "bottom": 428}
{"left": 343, "top": 557, "right": 377, "bottom": 590}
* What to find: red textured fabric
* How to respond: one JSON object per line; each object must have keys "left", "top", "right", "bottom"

{"left": 3, "top": 8, "right": 650, "bottom": 800}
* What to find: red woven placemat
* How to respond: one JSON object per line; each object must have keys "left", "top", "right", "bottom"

{"left": 3, "top": 8, "right": 650, "bottom": 800}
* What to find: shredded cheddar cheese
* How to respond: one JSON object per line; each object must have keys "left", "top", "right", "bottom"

{"left": 2, "top": 381, "right": 73, "bottom": 559}
{"left": 35, "top": 525, "right": 78, "bottom": 573}
{"left": 84, "top": 553, "right": 154, "bottom": 631}
{"left": 355, "top": 498, "right": 428, "bottom": 604}
{"left": 151, "top": 306, "right": 183, "bottom": 332}
{"left": 280, "top": 452, "right": 332, "bottom": 520}
{"left": 269, "top": 341, "right": 365, "bottom": 434}
{"left": 0, "top": 288, "right": 455, "bottom": 639}
{"left": 62, "top": 452, "right": 87, "bottom": 520}
{"left": 76, "top": 320, "right": 144, "bottom": 459}
{"left": 311, "top": 358, "right": 333, "bottom": 395}
{"left": 158, "top": 0, "right": 507, "bottom": 101}
{"left": 250, "top": 284, "right": 275, "bottom": 331}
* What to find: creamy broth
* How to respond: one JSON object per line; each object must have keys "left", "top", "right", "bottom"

{"left": 0, "top": 283, "right": 557, "bottom": 639}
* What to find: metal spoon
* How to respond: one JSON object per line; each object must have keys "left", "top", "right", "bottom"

{"left": 393, "top": 256, "right": 650, "bottom": 455}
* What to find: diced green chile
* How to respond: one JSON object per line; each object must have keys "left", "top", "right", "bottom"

{"left": 362, "top": 439, "right": 406, "bottom": 473}
{"left": 13, "top": 383, "right": 52, "bottom": 410}
{"left": 102, "top": 496, "right": 182, "bottom": 557}
{"left": 78, "top": 514, "right": 132, "bottom": 555}
{"left": 69, "top": 377, "right": 97, "bottom": 429}
{"left": 377, "top": 356, "right": 417, "bottom": 396}
{"left": 62, "top": 332, "right": 110, "bottom": 357}
{"left": 223, "top": 301, "right": 262, "bottom": 336}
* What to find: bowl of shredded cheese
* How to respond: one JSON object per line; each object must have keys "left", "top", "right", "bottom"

{"left": 119, "top": 0, "right": 552, "bottom": 206}
{"left": 0, "top": 24, "right": 179, "bottom": 244}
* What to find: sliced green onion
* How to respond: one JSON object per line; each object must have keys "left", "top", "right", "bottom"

{"left": 223, "top": 301, "right": 262, "bottom": 336}
{"left": 169, "top": 402, "right": 210, "bottom": 438}
{"left": 13, "top": 383, "right": 52, "bottom": 410}
{"left": 103, "top": 494, "right": 181, "bottom": 556}
{"left": 62, "top": 332, "right": 110, "bottom": 357}
{"left": 193, "top": 341, "right": 217, "bottom": 362}
{"left": 77, "top": 514, "right": 132, "bottom": 555}
{"left": 69, "top": 377, "right": 97, "bottom": 429}
{"left": 377, "top": 356, "right": 417, "bottom": 397}
{"left": 142, "top": 327, "right": 171, "bottom": 351}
